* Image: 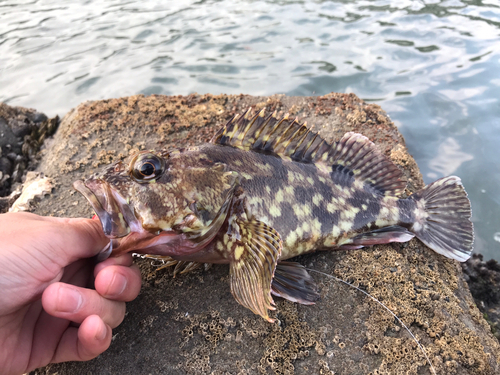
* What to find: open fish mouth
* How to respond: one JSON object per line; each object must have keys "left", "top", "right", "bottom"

{"left": 73, "top": 179, "right": 139, "bottom": 238}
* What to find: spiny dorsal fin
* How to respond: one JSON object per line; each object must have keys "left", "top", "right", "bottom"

{"left": 213, "top": 109, "right": 406, "bottom": 196}
{"left": 327, "top": 132, "right": 406, "bottom": 196}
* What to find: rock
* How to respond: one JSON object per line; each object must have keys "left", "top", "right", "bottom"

{"left": 0, "top": 156, "right": 13, "bottom": 178}
{"left": 8, "top": 171, "right": 53, "bottom": 212}
{"left": 462, "top": 254, "right": 500, "bottom": 341}
{"left": 33, "top": 112, "right": 48, "bottom": 123}
{"left": 0, "top": 102, "right": 57, "bottom": 207}
{"left": 29, "top": 93, "right": 500, "bottom": 374}
{"left": 0, "top": 116, "right": 20, "bottom": 154}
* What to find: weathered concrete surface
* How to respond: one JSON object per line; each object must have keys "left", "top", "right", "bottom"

{"left": 28, "top": 93, "right": 500, "bottom": 374}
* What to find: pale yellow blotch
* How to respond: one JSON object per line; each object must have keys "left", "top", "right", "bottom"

{"left": 293, "top": 204, "right": 303, "bottom": 217}
{"left": 275, "top": 189, "right": 284, "bottom": 203}
{"left": 312, "top": 218, "right": 322, "bottom": 232}
{"left": 302, "top": 221, "right": 310, "bottom": 232}
{"left": 331, "top": 225, "right": 341, "bottom": 238}
{"left": 293, "top": 204, "right": 310, "bottom": 218}
{"left": 317, "top": 163, "right": 329, "bottom": 175}
{"left": 390, "top": 206, "right": 400, "bottom": 221}
{"left": 223, "top": 234, "right": 229, "bottom": 245}
{"left": 287, "top": 171, "right": 295, "bottom": 183}
{"left": 241, "top": 172, "right": 253, "bottom": 180}
{"left": 303, "top": 204, "right": 311, "bottom": 216}
{"left": 233, "top": 159, "right": 243, "bottom": 166}
{"left": 337, "top": 237, "right": 352, "bottom": 246}
{"left": 339, "top": 221, "right": 353, "bottom": 232}
{"left": 295, "top": 226, "right": 304, "bottom": 238}
{"left": 379, "top": 207, "right": 390, "bottom": 217}
{"left": 234, "top": 246, "right": 244, "bottom": 261}
{"left": 306, "top": 177, "right": 314, "bottom": 185}
{"left": 285, "top": 231, "right": 298, "bottom": 248}
{"left": 324, "top": 237, "right": 336, "bottom": 247}
{"left": 375, "top": 218, "right": 392, "bottom": 227}
{"left": 255, "top": 162, "right": 268, "bottom": 171}
{"left": 285, "top": 186, "right": 294, "bottom": 195}
{"left": 338, "top": 196, "right": 346, "bottom": 205}
{"left": 265, "top": 185, "right": 271, "bottom": 194}
{"left": 362, "top": 204, "right": 368, "bottom": 210}
{"left": 327, "top": 203, "right": 337, "bottom": 213}
{"left": 312, "top": 193, "right": 323, "bottom": 206}
{"left": 382, "top": 196, "right": 398, "bottom": 204}
{"left": 269, "top": 204, "right": 281, "bottom": 218}
{"left": 248, "top": 196, "right": 262, "bottom": 206}
{"left": 354, "top": 180, "right": 364, "bottom": 190}
{"left": 342, "top": 207, "right": 360, "bottom": 219}
{"left": 157, "top": 220, "right": 171, "bottom": 230}
{"left": 217, "top": 241, "right": 224, "bottom": 251}
{"left": 296, "top": 243, "right": 306, "bottom": 254}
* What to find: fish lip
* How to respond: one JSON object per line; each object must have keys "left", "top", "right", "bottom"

{"left": 73, "top": 179, "right": 133, "bottom": 238}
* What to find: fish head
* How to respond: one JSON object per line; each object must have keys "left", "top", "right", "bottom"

{"left": 74, "top": 148, "right": 238, "bottom": 258}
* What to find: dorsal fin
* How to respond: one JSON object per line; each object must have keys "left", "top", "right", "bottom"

{"left": 212, "top": 109, "right": 406, "bottom": 196}
{"left": 327, "top": 132, "right": 407, "bottom": 196}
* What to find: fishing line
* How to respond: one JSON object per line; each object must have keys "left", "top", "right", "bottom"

{"left": 305, "top": 268, "right": 437, "bottom": 375}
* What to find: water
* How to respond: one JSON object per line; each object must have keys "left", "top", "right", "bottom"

{"left": 1, "top": 0, "right": 499, "bottom": 260}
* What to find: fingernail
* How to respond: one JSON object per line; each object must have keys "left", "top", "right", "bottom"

{"left": 95, "top": 320, "right": 107, "bottom": 341}
{"left": 108, "top": 273, "right": 127, "bottom": 297}
{"left": 56, "top": 285, "right": 83, "bottom": 313}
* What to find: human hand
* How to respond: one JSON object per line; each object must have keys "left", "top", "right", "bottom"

{"left": 0, "top": 212, "right": 142, "bottom": 375}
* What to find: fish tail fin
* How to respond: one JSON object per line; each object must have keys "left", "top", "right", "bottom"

{"left": 410, "top": 176, "right": 473, "bottom": 262}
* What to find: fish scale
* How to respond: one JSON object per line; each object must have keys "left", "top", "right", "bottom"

{"left": 74, "top": 109, "right": 474, "bottom": 322}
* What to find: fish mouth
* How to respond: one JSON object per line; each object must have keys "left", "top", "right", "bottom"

{"left": 73, "top": 179, "right": 139, "bottom": 238}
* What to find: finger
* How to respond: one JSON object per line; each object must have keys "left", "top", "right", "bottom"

{"left": 95, "top": 264, "right": 142, "bottom": 301}
{"left": 94, "top": 253, "right": 134, "bottom": 276}
{"left": 49, "top": 217, "right": 110, "bottom": 262}
{"left": 42, "top": 283, "right": 125, "bottom": 328}
{"left": 51, "top": 315, "right": 112, "bottom": 363}
{"left": 12, "top": 213, "right": 110, "bottom": 265}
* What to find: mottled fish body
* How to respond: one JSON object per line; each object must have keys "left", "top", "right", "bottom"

{"left": 74, "top": 109, "right": 473, "bottom": 321}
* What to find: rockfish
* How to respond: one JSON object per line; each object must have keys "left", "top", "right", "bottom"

{"left": 74, "top": 109, "right": 473, "bottom": 322}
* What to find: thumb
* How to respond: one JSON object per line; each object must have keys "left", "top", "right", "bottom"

{"left": 41, "top": 215, "right": 110, "bottom": 264}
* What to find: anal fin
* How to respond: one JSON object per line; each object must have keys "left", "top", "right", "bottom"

{"left": 340, "top": 225, "right": 415, "bottom": 250}
{"left": 271, "top": 261, "right": 320, "bottom": 305}
{"left": 229, "top": 219, "right": 282, "bottom": 322}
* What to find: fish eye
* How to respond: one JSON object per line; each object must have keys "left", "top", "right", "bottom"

{"left": 131, "top": 154, "right": 164, "bottom": 181}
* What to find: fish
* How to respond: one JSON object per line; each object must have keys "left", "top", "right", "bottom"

{"left": 74, "top": 109, "right": 474, "bottom": 322}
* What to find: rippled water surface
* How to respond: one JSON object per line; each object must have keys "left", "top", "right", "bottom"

{"left": 1, "top": 0, "right": 499, "bottom": 259}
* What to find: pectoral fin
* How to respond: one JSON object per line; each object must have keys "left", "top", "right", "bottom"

{"left": 271, "top": 261, "right": 320, "bottom": 305}
{"left": 229, "top": 219, "right": 282, "bottom": 322}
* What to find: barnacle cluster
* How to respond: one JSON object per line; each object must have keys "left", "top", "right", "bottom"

{"left": 258, "top": 300, "right": 325, "bottom": 375}
{"left": 175, "top": 309, "right": 237, "bottom": 374}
